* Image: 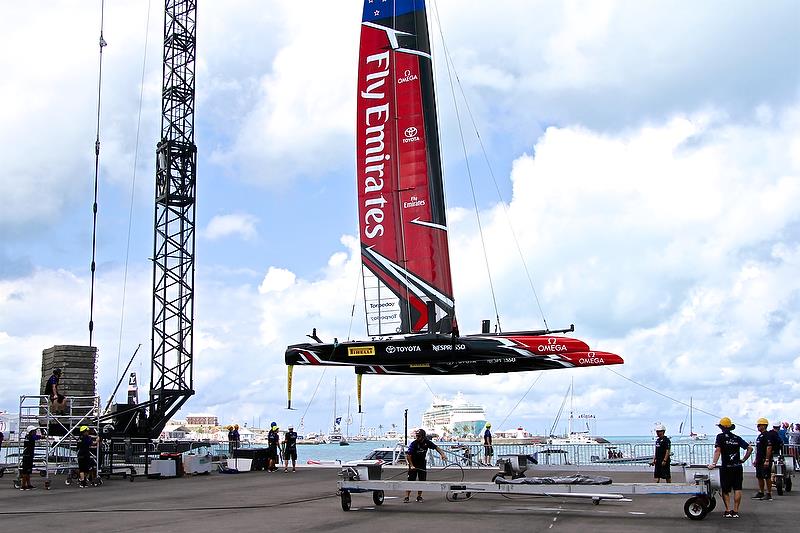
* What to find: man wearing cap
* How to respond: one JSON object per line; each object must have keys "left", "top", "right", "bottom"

{"left": 752, "top": 418, "right": 774, "bottom": 501}
{"left": 266, "top": 422, "right": 280, "bottom": 472}
{"left": 19, "top": 426, "right": 42, "bottom": 490}
{"left": 483, "top": 423, "right": 494, "bottom": 465}
{"left": 708, "top": 417, "right": 752, "bottom": 518}
{"left": 77, "top": 425, "right": 98, "bottom": 488}
{"left": 283, "top": 425, "right": 298, "bottom": 472}
{"left": 404, "top": 428, "right": 447, "bottom": 503}
{"left": 651, "top": 424, "right": 671, "bottom": 483}
{"left": 44, "top": 368, "right": 67, "bottom": 414}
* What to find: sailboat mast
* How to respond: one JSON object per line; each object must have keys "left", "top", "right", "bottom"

{"left": 569, "top": 378, "right": 574, "bottom": 435}
{"left": 689, "top": 396, "right": 693, "bottom": 435}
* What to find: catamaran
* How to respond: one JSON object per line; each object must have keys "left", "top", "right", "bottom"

{"left": 285, "top": 0, "right": 623, "bottom": 409}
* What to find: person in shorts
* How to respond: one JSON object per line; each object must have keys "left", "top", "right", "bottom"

{"left": 20, "top": 425, "right": 43, "bottom": 490}
{"left": 283, "top": 425, "right": 298, "bottom": 472}
{"left": 76, "top": 425, "right": 98, "bottom": 488}
{"left": 483, "top": 423, "right": 494, "bottom": 465}
{"left": 266, "top": 422, "right": 280, "bottom": 472}
{"left": 44, "top": 368, "right": 67, "bottom": 414}
{"left": 708, "top": 417, "right": 752, "bottom": 518}
{"left": 651, "top": 424, "right": 671, "bottom": 482}
{"left": 752, "top": 418, "right": 774, "bottom": 500}
{"left": 404, "top": 429, "right": 447, "bottom": 503}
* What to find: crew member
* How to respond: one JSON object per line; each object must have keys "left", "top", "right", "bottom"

{"left": 77, "top": 425, "right": 98, "bottom": 488}
{"left": 232, "top": 424, "right": 241, "bottom": 450}
{"left": 20, "top": 425, "right": 42, "bottom": 490}
{"left": 752, "top": 418, "right": 774, "bottom": 501}
{"left": 483, "top": 422, "right": 494, "bottom": 465}
{"left": 651, "top": 424, "right": 671, "bottom": 483}
{"left": 44, "top": 368, "right": 67, "bottom": 414}
{"left": 283, "top": 425, "right": 298, "bottom": 472}
{"left": 404, "top": 428, "right": 447, "bottom": 503}
{"left": 266, "top": 422, "right": 280, "bottom": 472}
{"left": 708, "top": 417, "right": 752, "bottom": 518}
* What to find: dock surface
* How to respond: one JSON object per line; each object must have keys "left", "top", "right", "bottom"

{"left": 0, "top": 466, "right": 793, "bottom": 532}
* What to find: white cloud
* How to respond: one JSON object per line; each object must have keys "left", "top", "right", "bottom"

{"left": 203, "top": 213, "right": 259, "bottom": 241}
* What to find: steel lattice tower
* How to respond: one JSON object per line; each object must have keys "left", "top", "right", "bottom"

{"left": 149, "top": 0, "right": 197, "bottom": 436}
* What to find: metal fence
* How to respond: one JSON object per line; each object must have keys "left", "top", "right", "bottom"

{"left": 429, "top": 442, "right": 719, "bottom": 469}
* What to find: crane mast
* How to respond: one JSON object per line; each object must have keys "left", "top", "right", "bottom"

{"left": 147, "top": 0, "right": 198, "bottom": 437}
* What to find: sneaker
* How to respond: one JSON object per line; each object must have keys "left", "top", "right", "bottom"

{"left": 416, "top": 496, "right": 424, "bottom": 502}
{"left": 763, "top": 494, "right": 773, "bottom": 501}
{"left": 403, "top": 497, "right": 410, "bottom": 503}
{"left": 722, "top": 511, "right": 732, "bottom": 518}
{"left": 284, "top": 469, "right": 289, "bottom": 473}
{"left": 731, "top": 511, "right": 739, "bottom": 518}
{"left": 292, "top": 468, "right": 297, "bottom": 472}
{"left": 751, "top": 492, "right": 764, "bottom": 499}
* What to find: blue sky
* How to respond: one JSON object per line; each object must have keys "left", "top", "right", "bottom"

{"left": 1, "top": 0, "right": 799, "bottom": 438}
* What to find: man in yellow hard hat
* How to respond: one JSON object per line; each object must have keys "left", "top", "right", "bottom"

{"left": 708, "top": 417, "right": 752, "bottom": 518}
{"left": 752, "top": 417, "right": 773, "bottom": 501}
{"left": 77, "top": 425, "right": 98, "bottom": 488}
{"left": 483, "top": 423, "right": 493, "bottom": 465}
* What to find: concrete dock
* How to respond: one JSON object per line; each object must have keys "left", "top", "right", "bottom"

{"left": 0, "top": 466, "right": 793, "bottom": 532}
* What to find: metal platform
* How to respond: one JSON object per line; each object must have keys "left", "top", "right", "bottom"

{"left": 337, "top": 464, "right": 719, "bottom": 520}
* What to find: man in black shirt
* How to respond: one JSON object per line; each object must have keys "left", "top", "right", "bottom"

{"left": 651, "top": 424, "right": 671, "bottom": 483}
{"left": 44, "top": 368, "right": 67, "bottom": 414}
{"left": 76, "top": 425, "right": 98, "bottom": 488}
{"left": 283, "top": 425, "right": 298, "bottom": 472}
{"left": 404, "top": 429, "right": 447, "bottom": 503}
{"left": 753, "top": 418, "right": 774, "bottom": 500}
{"left": 266, "top": 422, "right": 280, "bottom": 472}
{"left": 708, "top": 417, "right": 752, "bottom": 518}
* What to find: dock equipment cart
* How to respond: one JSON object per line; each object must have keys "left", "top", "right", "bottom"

{"left": 337, "top": 462, "right": 721, "bottom": 520}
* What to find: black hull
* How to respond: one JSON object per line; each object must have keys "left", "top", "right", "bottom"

{"left": 285, "top": 332, "right": 622, "bottom": 376}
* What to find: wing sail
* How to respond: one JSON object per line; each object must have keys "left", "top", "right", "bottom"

{"left": 357, "top": 0, "right": 454, "bottom": 336}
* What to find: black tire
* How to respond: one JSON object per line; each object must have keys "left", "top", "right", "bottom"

{"left": 39, "top": 470, "right": 47, "bottom": 477}
{"left": 372, "top": 490, "right": 385, "bottom": 505}
{"left": 341, "top": 491, "right": 352, "bottom": 511}
{"left": 683, "top": 496, "right": 708, "bottom": 521}
{"left": 707, "top": 496, "right": 716, "bottom": 511}
{"left": 776, "top": 477, "right": 784, "bottom": 496}
{"left": 785, "top": 477, "right": 792, "bottom": 492}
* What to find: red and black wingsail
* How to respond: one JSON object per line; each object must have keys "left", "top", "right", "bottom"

{"left": 357, "top": 0, "right": 454, "bottom": 336}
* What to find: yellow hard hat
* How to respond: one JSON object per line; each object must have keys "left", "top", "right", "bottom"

{"left": 718, "top": 417, "right": 732, "bottom": 428}
{"left": 756, "top": 417, "right": 769, "bottom": 426}
{"left": 486, "top": 423, "right": 491, "bottom": 428}
{"left": 79, "top": 425, "right": 89, "bottom": 432}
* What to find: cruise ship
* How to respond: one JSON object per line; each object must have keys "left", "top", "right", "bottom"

{"left": 421, "top": 394, "right": 487, "bottom": 438}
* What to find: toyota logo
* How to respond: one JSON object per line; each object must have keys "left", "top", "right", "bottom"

{"left": 386, "top": 346, "right": 396, "bottom": 353}
{"left": 404, "top": 127, "right": 418, "bottom": 138}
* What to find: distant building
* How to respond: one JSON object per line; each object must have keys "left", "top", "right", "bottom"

{"left": 186, "top": 415, "right": 218, "bottom": 426}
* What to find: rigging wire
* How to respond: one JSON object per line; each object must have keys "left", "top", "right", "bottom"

{"left": 115, "top": 0, "right": 153, "bottom": 393}
{"left": 496, "top": 373, "right": 543, "bottom": 430}
{"left": 431, "top": 0, "right": 501, "bottom": 331}
{"left": 420, "top": 377, "right": 437, "bottom": 398}
{"left": 346, "top": 265, "right": 362, "bottom": 341}
{"left": 88, "top": 0, "right": 108, "bottom": 347}
{"left": 430, "top": 0, "right": 550, "bottom": 330}
{"left": 602, "top": 367, "right": 746, "bottom": 430}
{"left": 299, "top": 368, "right": 328, "bottom": 425}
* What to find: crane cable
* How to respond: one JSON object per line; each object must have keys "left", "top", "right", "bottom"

{"left": 88, "top": 0, "right": 107, "bottom": 347}
{"left": 114, "top": 0, "right": 153, "bottom": 392}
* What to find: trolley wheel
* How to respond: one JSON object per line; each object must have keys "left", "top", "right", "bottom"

{"left": 776, "top": 477, "right": 784, "bottom": 496}
{"left": 13, "top": 479, "right": 20, "bottom": 489}
{"left": 341, "top": 491, "right": 352, "bottom": 511}
{"left": 65, "top": 478, "right": 72, "bottom": 486}
{"left": 785, "top": 477, "right": 792, "bottom": 492}
{"left": 39, "top": 470, "right": 47, "bottom": 477}
{"left": 592, "top": 497, "right": 600, "bottom": 506}
{"left": 129, "top": 474, "right": 135, "bottom": 482}
{"left": 44, "top": 480, "right": 51, "bottom": 490}
{"left": 372, "top": 490, "right": 385, "bottom": 506}
{"left": 683, "top": 496, "right": 709, "bottom": 521}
